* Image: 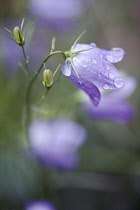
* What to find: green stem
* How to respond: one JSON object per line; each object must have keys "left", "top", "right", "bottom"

{"left": 35, "top": 88, "right": 50, "bottom": 106}
{"left": 21, "top": 45, "right": 30, "bottom": 79}
{"left": 25, "top": 51, "right": 64, "bottom": 135}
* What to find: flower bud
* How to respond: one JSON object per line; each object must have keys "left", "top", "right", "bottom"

{"left": 43, "top": 69, "right": 53, "bottom": 88}
{"left": 13, "top": 26, "right": 24, "bottom": 46}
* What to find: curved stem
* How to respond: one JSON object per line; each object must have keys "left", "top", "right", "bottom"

{"left": 25, "top": 51, "right": 64, "bottom": 135}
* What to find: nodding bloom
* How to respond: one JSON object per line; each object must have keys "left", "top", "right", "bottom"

{"left": 29, "top": 119, "right": 86, "bottom": 170}
{"left": 28, "top": 0, "right": 89, "bottom": 30}
{"left": 82, "top": 76, "right": 137, "bottom": 124}
{"left": 25, "top": 200, "right": 55, "bottom": 210}
{"left": 62, "top": 43, "right": 125, "bottom": 106}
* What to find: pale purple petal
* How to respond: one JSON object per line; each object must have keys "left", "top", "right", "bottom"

{"left": 105, "top": 48, "right": 125, "bottom": 63}
{"left": 29, "top": 119, "right": 86, "bottom": 169}
{"left": 25, "top": 200, "right": 55, "bottom": 210}
{"left": 28, "top": 0, "right": 94, "bottom": 31}
{"left": 70, "top": 78, "right": 101, "bottom": 106}
{"left": 72, "top": 43, "right": 124, "bottom": 90}
{"left": 62, "top": 62, "right": 72, "bottom": 76}
{"left": 106, "top": 76, "right": 137, "bottom": 100}
{"left": 28, "top": 0, "right": 84, "bottom": 19}
{"left": 83, "top": 76, "right": 136, "bottom": 124}
{"left": 85, "top": 100, "right": 135, "bottom": 124}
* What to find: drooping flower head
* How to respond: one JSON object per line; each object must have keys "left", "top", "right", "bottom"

{"left": 62, "top": 42, "right": 125, "bottom": 106}
{"left": 29, "top": 119, "right": 86, "bottom": 170}
{"left": 82, "top": 76, "right": 137, "bottom": 124}
{"left": 25, "top": 200, "right": 55, "bottom": 210}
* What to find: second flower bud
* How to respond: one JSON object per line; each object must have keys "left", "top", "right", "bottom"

{"left": 43, "top": 69, "right": 53, "bottom": 88}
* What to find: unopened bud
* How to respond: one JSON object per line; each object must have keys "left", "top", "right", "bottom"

{"left": 43, "top": 69, "right": 53, "bottom": 88}
{"left": 13, "top": 26, "right": 24, "bottom": 46}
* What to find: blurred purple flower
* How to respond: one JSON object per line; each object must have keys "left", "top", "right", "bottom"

{"left": 1, "top": 19, "right": 28, "bottom": 74}
{"left": 62, "top": 43, "right": 125, "bottom": 106}
{"left": 29, "top": 119, "right": 86, "bottom": 169}
{"left": 28, "top": 26, "right": 49, "bottom": 71}
{"left": 1, "top": 31, "right": 23, "bottom": 75}
{"left": 28, "top": 0, "right": 89, "bottom": 30}
{"left": 25, "top": 200, "right": 55, "bottom": 210}
{"left": 83, "top": 76, "right": 137, "bottom": 124}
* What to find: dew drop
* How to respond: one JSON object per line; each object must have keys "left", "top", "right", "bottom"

{"left": 114, "top": 77, "right": 123, "bottom": 88}
{"left": 108, "top": 73, "right": 114, "bottom": 79}
{"left": 100, "top": 54, "right": 103, "bottom": 58}
{"left": 106, "top": 64, "right": 110, "bottom": 69}
{"left": 90, "top": 43, "right": 96, "bottom": 48}
{"left": 78, "top": 79, "right": 83, "bottom": 85}
{"left": 81, "top": 61, "right": 87, "bottom": 67}
{"left": 111, "top": 47, "right": 122, "bottom": 52}
{"left": 93, "top": 97, "right": 99, "bottom": 106}
{"left": 91, "top": 58, "right": 97, "bottom": 64}
{"left": 103, "top": 83, "right": 109, "bottom": 90}
{"left": 97, "top": 73, "right": 101, "bottom": 77}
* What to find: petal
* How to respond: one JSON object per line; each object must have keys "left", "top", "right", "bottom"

{"left": 51, "top": 119, "right": 86, "bottom": 152}
{"left": 105, "top": 76, "right": 137, "bottom": 101}
{"left": 29, "top": 119, "right": 86, "bottom": 169}
{"left": 84, "top": 99, "right": 135, "bottom": 124}
{"left": 72, "top": 54, "right": 124, "bottom": 90}
{"left": 79, "top": 81, "right": 101, "bottom": 106}
{"left": 62, "top": 62, "right": 72, "bottom": 76}
{"left": 83, "top": 75, "right": 136, "bottom": 124}
{"left": 25, "top": 200, "right": 55, "bottom": 210}
{"left": 69, "top": 76, "right": 101, "bottom": 106}
{"left": 105, "top": 48, "right": 125, "bottom": 63}
{"left": 71, "top": 44, "right": 124, "bottom": 90}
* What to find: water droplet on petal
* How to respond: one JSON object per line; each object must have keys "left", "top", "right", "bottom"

{"left": 108, "top": 73, "right": 114, "bottom": 79}
{"left": 81, "top": 61, "right": 88, "bottom": 67}
{"left": 114, "top": 77, "right": 123, "bottom": 88}
{"left": 78, "top": 79, "right": 83, "bottom": 85}
{"left": 93, "top": 97, "right": 99, "bottom": 106}
{"left": 98, "top": 73, "right": 102, "bottom": 77}
{"left": 111, "top": 47, "right": 122, "bottom": 52}
{"left": 106, "top": 64, "right": 110, "bottom": 69}
{"left": 103, "top": 83, "right": 110, "bottom": 90}
{"left": 105, "top": 48, "right": 125, "bottom": 63}
{"left": 90, "top": 43, "right": 96, "bottom": 48}
{"left": 91, "top": 58, "right": 97, "bottom": 64}
{"left": 100, "top": 54, "right": 103, "bottom": 58}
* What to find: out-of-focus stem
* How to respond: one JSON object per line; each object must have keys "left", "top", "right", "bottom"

{"left": 21, "top": 45, "right": 31, "bottom": 79}
{"left": 25, "top": 51, "right": 64, "bottom": 136}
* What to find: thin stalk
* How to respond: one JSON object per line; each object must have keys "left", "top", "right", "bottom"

{"left": 25, "top": 51, "right": 64, "bottom": 134}
{"left": 35, "top": 88, "right": 50, "bottom": 106}
{"left": 21, "top": 45, "right": 30, "bottom": 79}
